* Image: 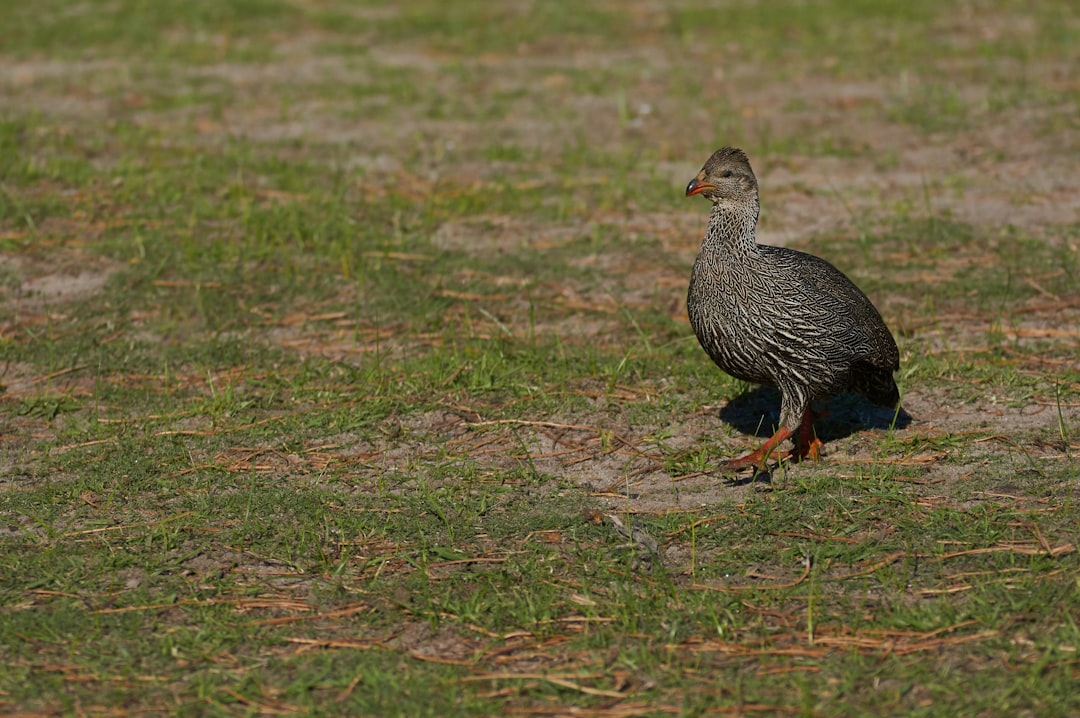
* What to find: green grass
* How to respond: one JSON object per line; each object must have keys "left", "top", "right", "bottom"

{"left": 2, "top": 0, "right": 1079, "bottom": 715}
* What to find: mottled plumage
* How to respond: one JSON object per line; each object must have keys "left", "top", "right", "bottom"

{"left": 685, "top": 147, "right": 899, "bottom": 469}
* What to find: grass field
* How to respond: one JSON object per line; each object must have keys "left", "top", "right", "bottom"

{"left": 1, "top": 1, "right": 1078, "bottom": 715}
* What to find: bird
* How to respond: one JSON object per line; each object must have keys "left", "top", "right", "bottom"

{"left": 685, "top": 147, "right": 900, "bottom": 471}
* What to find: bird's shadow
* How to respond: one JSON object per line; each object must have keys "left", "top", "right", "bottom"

{"left": 717, "top": 385, "right": 912, "bottom": 443}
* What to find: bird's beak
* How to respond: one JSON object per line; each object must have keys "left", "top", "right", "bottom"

{"left": 685, "top": 176, "right": 714, "bottom": 197}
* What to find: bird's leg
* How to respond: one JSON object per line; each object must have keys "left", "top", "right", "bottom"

{"left": 723, "top": 407, "right": 827, "bottom": 472}
{"left": 723, "top": 426, "right": 794, "bottom": 471}
{"left": 723, "top": 391, "right": 802, "bottom": 471}
{"left": 788, "top": 407, "right": 826, "bottom": 461}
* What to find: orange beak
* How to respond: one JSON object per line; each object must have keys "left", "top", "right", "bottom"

{"left": 685, "top": 177, "right": 715, "bottom": 197}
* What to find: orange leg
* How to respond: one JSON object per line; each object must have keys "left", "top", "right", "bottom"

{"left": 789, "top": 407, "right": 826, "bottom": 462}
{"left": 723, "top": 426, "right": 793, "bottom": 471}
{"left": 723, "top": 407, "right": 827, "bottom": 471}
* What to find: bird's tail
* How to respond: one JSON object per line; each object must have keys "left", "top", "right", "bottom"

{"left": 852, "top": 364, "right": 900, "bottom": 408}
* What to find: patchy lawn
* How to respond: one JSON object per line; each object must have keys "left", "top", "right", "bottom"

{"left": 1, "top": 1, "right": 1078, "bottom": 715}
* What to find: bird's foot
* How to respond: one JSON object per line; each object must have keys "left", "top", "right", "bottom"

{"left": 790, "top": 407, "right": 826, "bottom": 462}
{"left": 722, "top": 431, "right": 823, "bottom": 474}
{"left": 789, "top": 436, "right": 824, "bottom": 462}
{"left": 722, "top": 428, "right": 793, "bottom": 474}
{"left": 721, "top": 453, "right": 772, "bottom": 473}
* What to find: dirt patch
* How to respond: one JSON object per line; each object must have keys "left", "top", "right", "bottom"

{"left": 432, "top": 214, "right": 583, "bottom": 255}
{"left": 347, "top": 383, "right": 1077, "bottom": 516}
{"left": 21, "top": 270, "right": 110, "bottom": 301}
{"left": 1, "top": 249, "right": 122, "bottom": 476}
{"left": 1, "top": 250, "right": 122, "bottom": 317}
{"left": 386, "top": 621, "right": 482, "bottom": 662}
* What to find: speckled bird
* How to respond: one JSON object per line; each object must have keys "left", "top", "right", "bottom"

{"left": 685, "top": 147, "right": 900, "bottom": 470}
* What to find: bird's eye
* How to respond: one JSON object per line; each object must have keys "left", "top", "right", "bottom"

{"left": 721, "top": 170, "right": 733, "bottom": 178}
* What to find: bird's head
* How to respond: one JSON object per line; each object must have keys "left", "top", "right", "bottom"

{"left": 685, "top": 147, "right": 758, "bottom": 204}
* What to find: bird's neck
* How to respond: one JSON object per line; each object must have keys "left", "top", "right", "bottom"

{"left": 700, "top": 198, "right": 759, "bottom": 256}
